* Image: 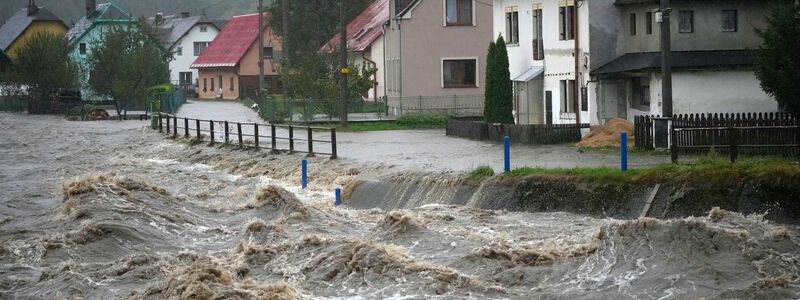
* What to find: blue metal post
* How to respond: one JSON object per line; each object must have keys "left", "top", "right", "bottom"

{"left": 621, "top": 132, "right": 628, "bottom": 172}
{"left": 301, "top": 160, "right": 308, "bottom": 189}
{"left": 335, "top": 188, "right": 342, "bottom": 206}
{"left": 504, "top": 136, "right": 511, "bottom": 173}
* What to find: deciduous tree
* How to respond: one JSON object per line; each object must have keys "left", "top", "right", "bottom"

{"left": 8, "top": 31, "right": 78, "bottom": 114}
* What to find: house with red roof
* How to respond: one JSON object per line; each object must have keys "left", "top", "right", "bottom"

{"left": 191, "top": 13, "right": 281, "bottom": 100}
{"left": 321, "top": 0, "right": 389, "bottom": 101}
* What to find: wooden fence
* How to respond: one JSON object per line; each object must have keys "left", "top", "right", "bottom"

{"left": 159, "top": 114, "right": 337, "bottom": 158}
{"left": 446, "top": 118, "right": 589, "bottom": 144}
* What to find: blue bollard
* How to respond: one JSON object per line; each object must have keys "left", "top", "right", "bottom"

{"left": 504, "top": 136, "right": 511, "bottom": 173}
{"left": 301, "top": 160, "right": 308, "bottom": 189}
{"left": 335, "top": 188, "right": 342, "bottom": 206}
{"left": 621, "top": 132, "right": 628, "bottom": 172}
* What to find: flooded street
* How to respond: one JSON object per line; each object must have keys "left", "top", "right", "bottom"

{"left": 0, "top": 113, "right": 798, "bottom": 299}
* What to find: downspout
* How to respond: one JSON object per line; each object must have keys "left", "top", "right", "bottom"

{"left": 398, "top": 19, "right": 402, "bottom": 100}
{"left": 362, "top": 52, "right": 378, "bottom": 101}
{"left": 573, "top": 0, "right": 581, "bottom": 125}
{"left": 382, "top": 23, "right": 388, "bottom": 101}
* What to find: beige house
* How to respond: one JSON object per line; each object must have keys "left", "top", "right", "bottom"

{"left": 384, "top": 0, "right": 493, "bottom": 115}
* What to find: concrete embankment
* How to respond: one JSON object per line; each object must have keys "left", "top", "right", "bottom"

{"left": 345, "top": 172, "right": 800, "bottom": 223}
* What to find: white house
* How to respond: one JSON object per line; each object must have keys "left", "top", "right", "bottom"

{"left": 151, "top": 13, "right": 220, "bottom": 96}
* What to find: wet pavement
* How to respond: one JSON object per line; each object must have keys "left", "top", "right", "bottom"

{"left": 175, "top": 99, "right": 671, "bottom": 172}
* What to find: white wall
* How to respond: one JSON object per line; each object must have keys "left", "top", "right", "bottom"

{"left": 171, "top": 24, "right": 219, "bottom": 85}
{"left": 653, "top": 70, "right": 777, "bottom": 115}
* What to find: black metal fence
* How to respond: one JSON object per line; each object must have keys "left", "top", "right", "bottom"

{"left": 159, "top": 114, "right": 337, "bottom": 158}
{"left": 446, "top": 118, "right": 590, "bottom": 145}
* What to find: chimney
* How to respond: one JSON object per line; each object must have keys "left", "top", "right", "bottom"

{"left": 27, "top": 0, "right": 39, "bottom": 16}
{"left": 155, "top": 13, "right": 164, "bottom": 25}
{"left": 181, "top": 12, "right": 190, "bottom": 18}
{"left": 85, "top": 0, "right": 96, "bottom": 15}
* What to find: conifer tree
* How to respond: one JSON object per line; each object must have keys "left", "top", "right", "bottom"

{"left": 484, "top": 35, "right": 514, "bottom": 124}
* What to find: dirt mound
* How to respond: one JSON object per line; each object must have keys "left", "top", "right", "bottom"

{"left": 576, "top": 118, "right": 634, "bottom": 148}
{"left": 86, "top": 109, "right": 110, "bottom": 121}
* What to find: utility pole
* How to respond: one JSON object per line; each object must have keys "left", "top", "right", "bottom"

{"left": 660, "top": 0, "right": 673, "bottom": 117}
{"left": 339, "top": 0, "right": 349, "bottom": 126}
{"left": 258, "top": 0, "right": 266, "bottom": 115}
{"left": 573, "top": 2, "right": 581, "bottom": 126}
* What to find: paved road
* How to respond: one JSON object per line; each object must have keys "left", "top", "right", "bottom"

{"left": 175, "top": 99, "right": 670, "bottom": 172}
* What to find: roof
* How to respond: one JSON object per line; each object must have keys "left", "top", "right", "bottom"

{"left": 321, "top": 0, "right": 388, "bottom": 53}
{"left": 591, "top": 50, "right": 754, "bottom": 75}
{"left": 0, "top": 6, "right": 66, "bottom": 50}
{"left": 66, "top": 2, "right": 134, "bottom": 44}
{"left": 191, "top": 13, "right": 266, "bottom": 68}
{"left": 149, "top": 16, "right": 218, "bottom": 49}
{"left": 395, "top": 0, "right": 420, "bottom": 17}
{"left": 512, "top": 66, "right": 544, "bottom": 82}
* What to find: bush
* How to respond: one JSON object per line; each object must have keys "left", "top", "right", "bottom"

{"left": 465, "top": 166, "right": 495, "bottom": 185}
{"left": 395, "top": 114, "right": 447, "bottom": 128}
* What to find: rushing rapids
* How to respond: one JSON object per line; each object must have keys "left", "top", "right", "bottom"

{"left": 0, "top": 114, "right": 798, "bottom": 299}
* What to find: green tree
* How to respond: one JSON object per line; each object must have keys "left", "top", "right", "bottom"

{"left": 88, "top": 23, "right": 171, "bottom": 117}
{"left": 753, "top": 0, "right": 800, "bottom": 114}
{"left": 280, "top": 53, "right": 376, "bottom": 102}
{"left": 7, "top": 31, "right": 78, "bottom": 114}
{"left": 484, "top": 35, "right": 514, "bottom": 124}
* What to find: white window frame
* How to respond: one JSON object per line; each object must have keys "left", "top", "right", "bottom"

{"left": 505, "top": 6, "right": 519, "bottom": 45}
{"left": 440, "top": 57, "right": 479, "bottom": 88}
{"left": 442, "top": 0, "right": 476, "bottom": 27}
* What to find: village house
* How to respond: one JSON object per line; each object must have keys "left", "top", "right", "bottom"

{"left": 591, "top": 0, "right": 776, "bottom": 123}
{"left": 321, "top": 0, "right": 389, "bottom": 101}
{"left": 0, "top": 0, "right": 68, "bottom": 60}
{"left": 67, "top": 0, "right": 137, "bottom": 101}
{"left": 191, "top": 13, "right": 281, "bottom": 100}
{"left": 149, "top": 12, "right": 220, "bottom": 97}
{"left": 384, "top": 0, "right": 493, "bottom": 114}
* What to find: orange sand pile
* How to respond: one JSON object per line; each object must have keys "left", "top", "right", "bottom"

{"left": 576, "top": 118, "right": 634, "bottom": 148}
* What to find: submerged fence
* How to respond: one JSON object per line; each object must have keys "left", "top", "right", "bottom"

{"left": 159, "top": 114, "right": 337, "bottom": 158}
{"left": 446, "top": 118, "right": 589, "bottom": 144}
{"left": 387, "top": 95, "right": 484, "bottom": 117}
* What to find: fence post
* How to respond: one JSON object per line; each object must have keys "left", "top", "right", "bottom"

{"left": 418, "top": 96, "right": 423, "bottom": 113}
{"left": 335, "top": 188, "right": 342, "bottom": 206}
{"left": 237, "top": 123, "right": 243, "bottom": 147}
{"left": 620, "top": 132, "right": 628, "bottom": 172}
{"left": 210, "top": 121, "right": 215, "bottom": 144}
{"left": 308, "top": 127, "right": 314, "bottom": 156}
{"left": 271, "top": 124, "right": 277, "bottom": 152}
{"left": 670, "top": 125, "right": 678, "bottom": 164}
{"left": 302, "top": 159, "right": 308, "bottom": 189}
{"left": 195, "top": 119, "right": 201, "bottom": 140}
{"left": 254, "top": 124, "right": 260, "bottom": 149}
{"left": 224, "top": 121, "right": 229, "bottom": 144}
{"left": 158, "top": 114, "right": 163, "bottom": 133}
{"left": 173, "top": 116, "right": 177, "bottom": 138}
{"left": 331, "top": 128, "right": 338, "bottom": 159}
{"left": 729, "top": 127, "right": 739, "bottom": 163}
{"left": 165, "top": 115, "right": 170, "bottom": 134}
{"left": 289, "top": 126, "right": 294, "bottom": 152}
{"left": 504, "top": 136, "right": 510, "bottom": 173}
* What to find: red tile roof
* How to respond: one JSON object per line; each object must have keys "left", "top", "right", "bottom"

{"left": 192, "top": 13, "right": 266, "bottom": 68}
{"left": 321, "top": 0, "right": 388, "bottom": 53}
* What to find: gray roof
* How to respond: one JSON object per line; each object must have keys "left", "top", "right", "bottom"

{"left": 0, "top": 6, "right": 65, "bottom": 50}
{"left": 512, "top": 66, "right": 544, "bottom": 82}
{"left": 592, "top": 50, "right": 753, "bottom": 75}
{"left": 149, "top": 16, "right": 215, "bottom": 48}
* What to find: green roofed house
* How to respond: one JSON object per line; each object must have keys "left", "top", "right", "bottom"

{"left": 67, "top": 0, "right": 137, "bottom": 101}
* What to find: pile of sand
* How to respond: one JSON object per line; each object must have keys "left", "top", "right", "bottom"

{"left": 576, "top": 118, "right": 634, "bottom": 148}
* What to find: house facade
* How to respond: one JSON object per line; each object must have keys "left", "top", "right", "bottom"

{"left": 384, "top": 0, "right": 493, "bottom": 103}
{"left": 0, "top": 1, "right": 68, "bottom": 60}
{"left": 66, "top": 1, "right": 137, "bottom": 101}
{"left": 321, "top": 0, "right": 389, "bottom": 101}
{"left": 191, "top": 13, "right": 282, "bottom": 100}
{"left": 591, "top": 0, "right": 776, "bottom": 123}
{"left": 150, "top": 13, "right": 220, "bottom": 96}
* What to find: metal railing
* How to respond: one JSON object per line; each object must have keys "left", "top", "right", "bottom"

{"left": 159, "top": 114, "right": 337, "bottom": 158}
{"left": 387, "top": 94, "right": 484, "bottom": 117}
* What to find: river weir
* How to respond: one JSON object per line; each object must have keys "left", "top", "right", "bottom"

{"left": 0, "top": 113, "right": 798, "bottom": 299}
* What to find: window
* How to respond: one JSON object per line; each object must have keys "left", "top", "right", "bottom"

{"left": 203, "top": 78, "right": 207, "bottom": 92}
{"left": 560, "top": 80, "right": 576, "bottom": 113}
{"left": 442, "top": 59, "right": 477, "bottom": 88}
{"left": 176, "top": 46, "right": 183, "bottom": 56}
{"left": 79, "top": 43, "right": 87, "bottom": 55}
{"left": 230, "top": 77, "right": 235, "bottom": 91}
{"left": 505, "top": 7, "right": 519, "bottom": 44}
{"left": 646, "top": 12, "right": 653, "bottom": 34}
{"left": 532, "top": 6, "right": 544, "bottom": 60}
{"left": 193, "top": 42, "right": 210, "bottom": 56}
{"left": 559, "top": 4, "right": 575, "bottom": 41}
{"left": 445, "top": 0, "right": 473, "bottom": 26}
{"left": 263, "top": 47, "right": 274, "bottom": 59}
{"left": 210, "top": 76, "right": 214, "bottom": 91}
{"left": 679, "top": 11, "right": 693, "bottom": 33}
{"left": 722, "top": 10, "right": 737, "bottom": 32}
{"left": 629, "top": 13, "right": 636, "bottom": 35}
{"left": 199, "top": 25, "right": 208, "bottom": 32}
{"left": 218, "top": 76, "right": 222, "bottom": 92}
{"left": 179, "top": 72, "right": 192, "bottom": 85}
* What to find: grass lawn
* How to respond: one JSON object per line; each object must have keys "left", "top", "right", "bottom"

{"left": 333, "top": 114, "right": 448, "bottom": 132}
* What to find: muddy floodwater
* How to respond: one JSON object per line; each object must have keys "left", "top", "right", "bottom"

{"left": 0, "top": 113, "right": 798, "bottom": 299}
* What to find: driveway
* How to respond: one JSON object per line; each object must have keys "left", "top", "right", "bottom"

{"left": 174, "top": 99, "right": 670, "bottom": 172}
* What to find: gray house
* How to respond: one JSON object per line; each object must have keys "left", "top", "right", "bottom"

{"left": 590, "top": 0, "right": 776, "bottom": 123}
{"left": 384, "top": 0, "right": 493, "bottom": 115}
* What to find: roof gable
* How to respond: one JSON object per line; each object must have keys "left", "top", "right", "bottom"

{"left": 67, "top": 2, "right": 135, "bottom": 44}
{"left": 191, "top": 13, "right": 268, "bottom": 68}
{"left": 321, "top": 0, "right": 389, "bottom": 53}
{"left": 0, "top": 6, "right": 67, "bottom": 50}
